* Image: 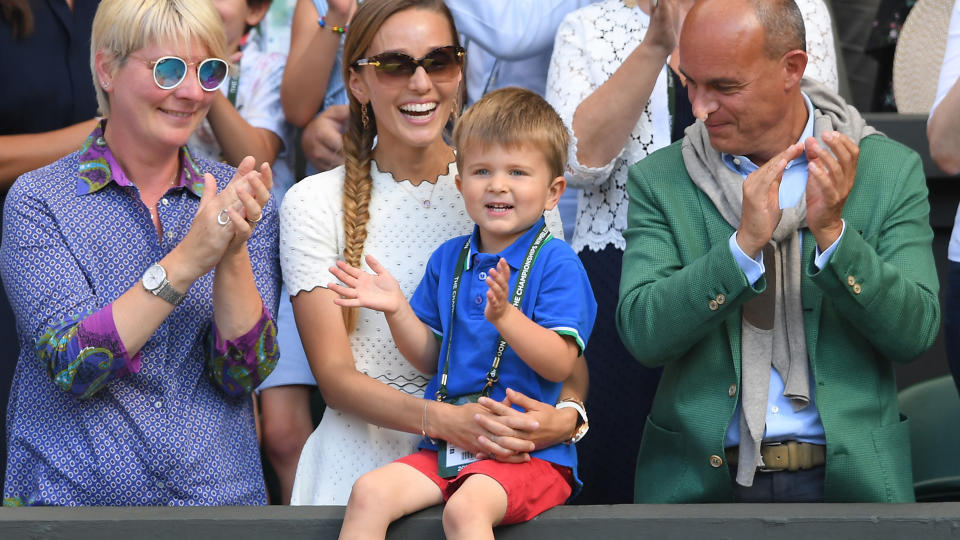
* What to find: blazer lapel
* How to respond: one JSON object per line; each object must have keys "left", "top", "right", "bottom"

{"left": 801, "top": 230, "right": 823, "bottom": 365}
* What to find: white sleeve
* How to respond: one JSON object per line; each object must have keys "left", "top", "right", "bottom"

{"left": 279, "top": 168, "right": 345, "bottom": 295}
{"left": 545, "top": 9, "right": 619, "bottom": 189}
{"left": 237, "top": 49, "right": 288, "bottom": 146}
{"left": 796, "top": 0, "right": 839, "bottom": 92}
{"left": 932, "top": 0, "right": 960, "bottom": 116}
{"left": 447, "top": 0, "right": 594, "bottom": 60}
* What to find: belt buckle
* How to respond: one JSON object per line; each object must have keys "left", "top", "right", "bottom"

{"left": 757, "top": 441, "right": 787, "bottom": 473}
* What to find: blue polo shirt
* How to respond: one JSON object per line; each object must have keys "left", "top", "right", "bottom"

{"left": 409, "top": 217, "right": 597, "bottom": 472}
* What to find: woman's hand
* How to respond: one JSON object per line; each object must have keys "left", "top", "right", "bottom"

{"left": 328, "top": 255, "right": 407, "bottom": 315}
{"left": 473, "top": 388, "right": 579, "bottom": 462}
{"left": 644, "top": 0, "right": 682, "bottom": 58}
{"left": 220, "top": 157, "right": 273, "bottom": 256}
{"left": 425, "top": 400, "right": 506, "bottom": 456}
{"left": 171, "top": 156, "right": 271, "bottom": 281}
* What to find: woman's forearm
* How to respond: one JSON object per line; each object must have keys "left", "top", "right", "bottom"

{"left": 929, "top": 78, "right": 960, "bottom": 175}
{"left": 212, "top": 245, "right": 265, "bottom": 340}
{"left": 572, "top": 40, "right": 669, "bottom": 168}
{"left": 0, "top": 118, "right": 98, "bottom": 187}
{"left": 293, "top": 288, "right": 490, "bottom": 452}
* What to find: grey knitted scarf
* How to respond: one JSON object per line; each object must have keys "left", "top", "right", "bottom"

{"left": 680, "top": 79, "right": 877, "bottom": 486}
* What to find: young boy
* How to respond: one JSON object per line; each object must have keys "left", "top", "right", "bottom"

{"left": 329, "top": 87, "right": 597, "bottom": 539}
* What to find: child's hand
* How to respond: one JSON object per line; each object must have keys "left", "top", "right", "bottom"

{"left": 328, "top": 254, "right": 405, "bottom": 314}
{"left": 484, "top": 258, "right": 513, "bottom": 324}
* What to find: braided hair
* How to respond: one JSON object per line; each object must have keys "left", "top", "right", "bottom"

{"left": 339, "top": 0, "right": 461, "bottom": 332}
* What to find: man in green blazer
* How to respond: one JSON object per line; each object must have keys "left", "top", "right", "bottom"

{"left": 617, "top": 0, "right": 939, "bottom": 503}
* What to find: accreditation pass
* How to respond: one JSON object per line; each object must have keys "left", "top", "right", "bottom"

{"left": 438, "top": 439, "right": 481, "bottom": 478}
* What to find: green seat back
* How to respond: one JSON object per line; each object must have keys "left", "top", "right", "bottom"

{"left": 898, "top": 375, "right": 960, "bottom": 501}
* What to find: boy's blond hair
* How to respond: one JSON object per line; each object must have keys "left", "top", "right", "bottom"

{"left": 454, "top": 87, "right": 569, "bottom": 179}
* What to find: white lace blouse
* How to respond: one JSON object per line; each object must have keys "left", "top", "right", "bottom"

{"left": 546, "top": 0, "right": 839, "bottom": 254}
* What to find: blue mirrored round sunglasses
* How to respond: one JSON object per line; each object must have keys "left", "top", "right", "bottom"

{"left": 133, "top": 56, "right": 229, "bottom": 92}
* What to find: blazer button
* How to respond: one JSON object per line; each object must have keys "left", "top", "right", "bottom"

{"left": 709, "top": 299, "right": 719, "bottom": 311}
{"left": 853, "top": 283, "right": 862, "bottom": 295}
{"left": 847, "top": 275, "right": 856, "bottom": 286}
{"left": 728, "top": 384, "right": 737, "bottom": 397}
{"left": 716, "top": 293, "right": 726, "bottom": 305}
{"left": 709, "top": 455, "right": 723, "bottom": 468}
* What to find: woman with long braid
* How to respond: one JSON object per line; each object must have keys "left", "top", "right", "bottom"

{"left": 281, "top": 0, "right": 585, "bottom": 505}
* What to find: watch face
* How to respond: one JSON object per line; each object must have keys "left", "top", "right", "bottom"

{"left": 142, "top": 264, "right": 166, "bottom": 290}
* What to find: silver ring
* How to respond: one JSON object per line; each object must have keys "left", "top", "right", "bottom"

{"left": 245, "top": 212, "right": 264, "bottom": 225}
{"left": 216, "top": 209, "right": 230, "bottom": 226}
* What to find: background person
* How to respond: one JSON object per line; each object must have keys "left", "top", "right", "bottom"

{"left": 928, "top": 0, "right": 960, "bottom": 394}
{"left": 2, "top": 0, "right": 279, "bottom": 506}
{"left": 0, "top": 0, "right": 100, "bottom": 482}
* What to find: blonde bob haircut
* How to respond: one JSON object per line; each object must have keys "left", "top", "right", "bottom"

{"left": 453, "top": 87, "right": 570, "bottom": 180}
{"left": 90, "top": 0, "right": 228, "bottom": 117}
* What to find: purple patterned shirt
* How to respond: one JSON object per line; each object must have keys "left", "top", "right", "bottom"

{"left": 1, "top": 122, "right": 280, "bottom": 506}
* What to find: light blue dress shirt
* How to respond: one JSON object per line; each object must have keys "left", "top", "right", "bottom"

{"left": 723, "top": 93, "right": 845, "bottom": 447}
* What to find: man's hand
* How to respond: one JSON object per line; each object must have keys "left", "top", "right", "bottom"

{"left": 736, "top": 143, "right": 804, "bottom": 257}
{"left": 302, "top": 104, "right": 349, "bottom": 172}
{"left": 805, "top": 131, "right": 858, "bottom": 250}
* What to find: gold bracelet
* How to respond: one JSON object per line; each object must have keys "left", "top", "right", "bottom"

{"left": 421, "top": 401, "right": 438, "bottom": 444}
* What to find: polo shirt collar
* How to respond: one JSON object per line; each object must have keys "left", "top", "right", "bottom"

{"left": 76, "top": 119, "right": 205, "bottom": 197}
{"left": 466, "top": 216, "right": 550, "bottom": 270}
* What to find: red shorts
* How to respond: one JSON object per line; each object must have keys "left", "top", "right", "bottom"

{"left": 395, "top": 449, "right": 574, "bottom": 525}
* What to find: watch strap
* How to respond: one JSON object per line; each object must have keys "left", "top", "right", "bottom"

{"left": 153, "top": 280, "right": 186, "bottom": 306}
{"left": 556, "top": 398, "right": 589, "bottom": 444}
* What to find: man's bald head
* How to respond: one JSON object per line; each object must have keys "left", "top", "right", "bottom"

{"left": 684, "top": 0, "right": 805, "bottom": 60}
{"left": 680, "top": 0, "right": 810, "bottom": 164}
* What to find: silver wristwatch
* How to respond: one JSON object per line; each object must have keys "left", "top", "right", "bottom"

{"left": 141, "top": 263, "right": 186, "bottom": 306}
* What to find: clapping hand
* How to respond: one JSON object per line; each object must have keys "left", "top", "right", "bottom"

{"left": 805, "top": 131, "right": 858, "bottom": 250}
{"left": 178, "top": 156, "right": 271, "bottom": 279}
{"left": 736, "top": 143, "right": 804, "bottom": 258}
{"left": 328, "top": 254, "right": 405, "bottom": 314}
{"left": 484, "top": 258, "right": 513, "bottom": 325}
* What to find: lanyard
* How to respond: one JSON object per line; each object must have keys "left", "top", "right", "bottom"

{"left": 435, "top": 223, "right": 551, "bottom": 401}
{"left": 227, "top": 68, "right": 240, "bottom": 107}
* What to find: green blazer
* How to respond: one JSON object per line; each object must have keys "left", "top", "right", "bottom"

{"left": 617, "top": 135, "right": 939, "bottom": 503}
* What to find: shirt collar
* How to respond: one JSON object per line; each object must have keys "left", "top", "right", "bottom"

{"left": 466, "top": 216, "right": 550, "bottom": 270}
{"left": 721, "top": 92, "right": 815, "bottom": 175}
{"left": 76, "top": 119, "right": 206, "bottom": 197}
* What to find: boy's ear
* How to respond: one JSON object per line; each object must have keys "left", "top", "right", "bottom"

{"left": 543, "top": 175, "right": 566, "bottom": 211}
{"left": 245, "top": 1, "right": 272, "bottom": 27}
{"left": 454, "top": 174, "right": 463, "bottom": 194}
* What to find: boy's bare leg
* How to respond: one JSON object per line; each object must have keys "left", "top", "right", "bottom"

{"left": 442, "top": 474, "right": 508, "bottom": 540}
{"left": 339, "top": 463, "right": 444, "bottom": 539}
